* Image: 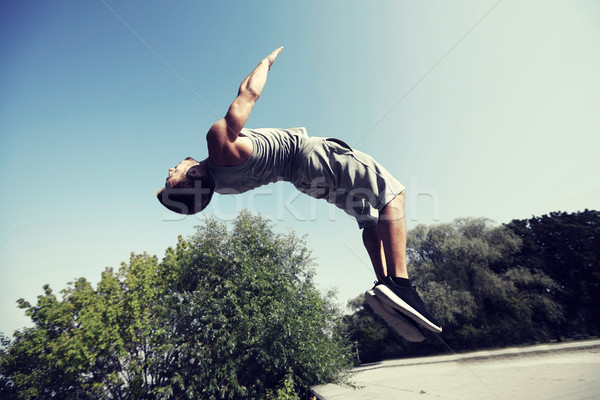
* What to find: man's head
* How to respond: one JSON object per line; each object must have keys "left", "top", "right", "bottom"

{"left": 156, "top": 157, "right": 215, "bottom": 215}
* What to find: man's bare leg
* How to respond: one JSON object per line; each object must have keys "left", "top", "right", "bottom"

{"left": 362, "top": 227, "right": 387, "bottom": 281}
{"left": 362, "top": 191, "right": 407, "bottom": 280}
{"left": 362, "top": 197, "right": 432, "bottom": 339}
{"left": 369, "top": 191, "right": 442, "bottom": 332}
{"left": 377, "top": 191, "right": 408, "bottom": 278}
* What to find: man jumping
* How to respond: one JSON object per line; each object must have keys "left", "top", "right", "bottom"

{"left": 156, "top": 47, "right": 441, "bottom": 341}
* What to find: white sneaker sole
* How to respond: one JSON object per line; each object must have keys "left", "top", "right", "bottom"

{"left": 374, "top": 285, "right": 443, "bottom": 333}
{"left": 365, "top": 290, "right": 425, "bottom": 342}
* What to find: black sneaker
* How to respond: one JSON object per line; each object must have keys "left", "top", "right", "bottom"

{"left": 374, "top": 277, "right": 442, "bottom": 333}
{"left": 365, "top": 289, "right": 425, "bottom": 342}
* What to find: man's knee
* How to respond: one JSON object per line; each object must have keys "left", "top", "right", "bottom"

{"left": 380, "top": 191, "right": 406, "bottom": 220}
{"left": 396, "top": 190, "right": 406, "bottom": 205}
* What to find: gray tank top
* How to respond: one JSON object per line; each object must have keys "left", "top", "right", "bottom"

{"left": 206, "top": 127, "right": 320, "bottom": 194}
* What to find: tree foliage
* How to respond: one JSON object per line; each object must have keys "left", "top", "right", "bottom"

{"left": 407, "top": 217, "right": 564, "bottom": 348}
{"left": 506, "top": 210, "right": 600, "bottom": 337}
{"left": 0, "top": 211, "right": 353, "bottom": 399}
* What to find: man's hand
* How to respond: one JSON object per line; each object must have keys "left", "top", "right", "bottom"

{"left": 264, "top": 47, "right": 284, "bottom": 69}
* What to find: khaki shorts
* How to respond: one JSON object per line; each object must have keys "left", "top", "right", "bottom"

{"left": 294, "top": 138, "right": 405, "bottom": 228}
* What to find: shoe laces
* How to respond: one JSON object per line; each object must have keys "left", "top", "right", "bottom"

{"left": 372, "top": 280, "right": 384, "bottom": 289}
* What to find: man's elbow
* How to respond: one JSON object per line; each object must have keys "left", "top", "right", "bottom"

{"left": 222, "top": 106, "right": 247, "bottom": 137}
{"left": 230, "top": 95, "right": 255, "bottom": 120}
{"left": 239, "top": 86, "right": 260, "bottom": 102}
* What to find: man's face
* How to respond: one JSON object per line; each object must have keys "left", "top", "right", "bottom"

{"left": 165, "top": 158, "right": 198, "bottom": 188}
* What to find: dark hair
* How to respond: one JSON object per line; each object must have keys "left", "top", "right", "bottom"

{"left": 156, "top": 176, "right": 215, "bottom": 215}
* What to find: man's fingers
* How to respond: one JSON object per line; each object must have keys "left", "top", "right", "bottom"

{"left": 266, "top": 47, "right": 284, "bottom": 65}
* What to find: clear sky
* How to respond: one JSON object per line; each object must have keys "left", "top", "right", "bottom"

{"left": 1, "top": 0, "right": 599, "bottom": 336}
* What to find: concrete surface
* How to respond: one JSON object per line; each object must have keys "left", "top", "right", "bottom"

{"left": 311, "top": 339, "right": 600, "bottom": 400}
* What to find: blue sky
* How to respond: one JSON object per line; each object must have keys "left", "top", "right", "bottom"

{"left": 1, "top": 0, "right": 599, "bottom": 336}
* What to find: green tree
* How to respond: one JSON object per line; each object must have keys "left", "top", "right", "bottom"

{"left": 0, "top": 211, "right": 353, "bottom": 399}
{"left": 0, "top": 254, "right": 171, "bottom": 399}
{"left": 506, "top": 210, "right": 600, "bottom": 338}
{"left": 155, "top": 211, "right": 353, "bottom": 398}
{"left": 407, "top": 217, "right": 563, "bottom": 349}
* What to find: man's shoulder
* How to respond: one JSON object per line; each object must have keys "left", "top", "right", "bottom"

{"left": 241, "top": 127, "right": 309, "bottom": 139}
{"left": 207, "top": 131, "right": 253, "bottom": 167}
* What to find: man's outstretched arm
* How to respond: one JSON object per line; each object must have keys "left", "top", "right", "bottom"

{"left": 207, "top": 47, "right": 283, "bottom": 154}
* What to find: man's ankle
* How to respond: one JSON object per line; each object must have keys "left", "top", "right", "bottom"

{"left": 389, "top": 276, "right": 411, "bottom": 287}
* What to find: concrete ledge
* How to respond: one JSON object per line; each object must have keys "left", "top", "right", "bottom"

{"left": 354, "top": 338, "right": 600, "bottom": 371}
{"left": 311, "top": 339, "right": 600, "bottom": 400}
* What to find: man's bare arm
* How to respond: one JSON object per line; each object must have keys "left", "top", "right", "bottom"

{"left": 207, "top": 47, "right": 283, "bottom": 154}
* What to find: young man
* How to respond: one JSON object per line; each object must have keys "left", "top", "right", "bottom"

{"left": 157, "top": 47, "right": 442, "bottom": 341}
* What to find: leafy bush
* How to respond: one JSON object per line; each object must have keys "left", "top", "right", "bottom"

{"left": 0, "top": 211, "right": 353, "bottom": 399}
